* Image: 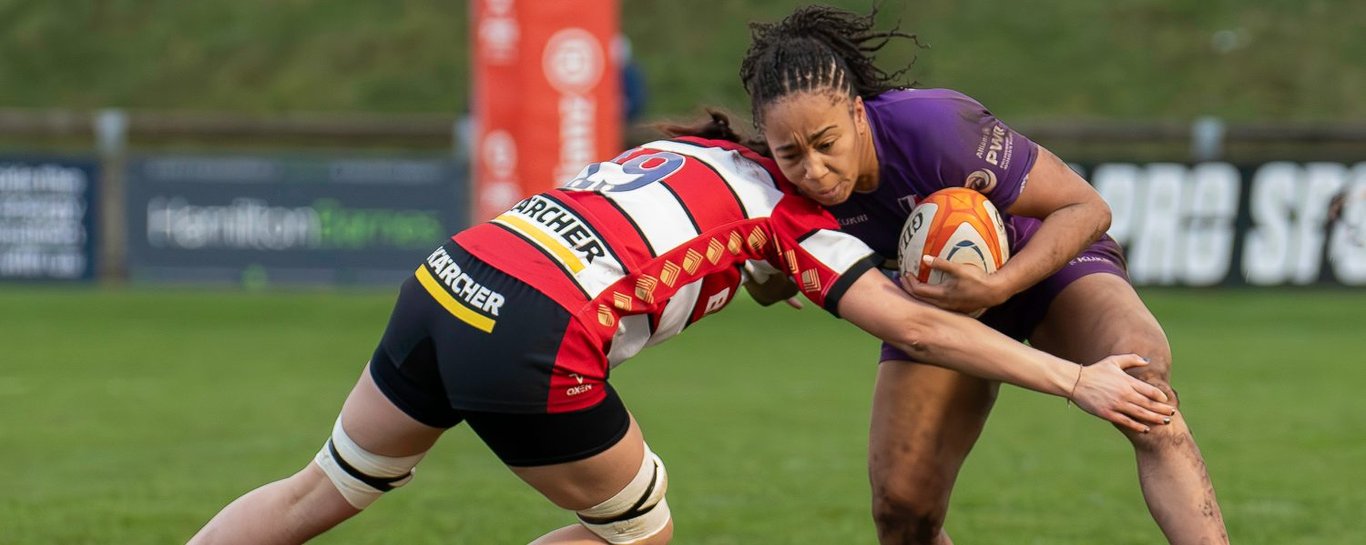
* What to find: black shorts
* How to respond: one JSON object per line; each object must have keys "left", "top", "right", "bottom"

{"left": 367, "top": 242, "right": 629, "bottom": 467}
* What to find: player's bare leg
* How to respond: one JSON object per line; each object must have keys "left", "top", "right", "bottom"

{"left": 1030, "top": 273, "right": 1228, "bottom": 545}
{"left": 517, "top": 416, "right": 674, "bottom": 545}
{"left": 188, "top": 364, "right": 444, "bottom": 545}
{"left": 868, "top": 360, "right": 999, "bottom": 545}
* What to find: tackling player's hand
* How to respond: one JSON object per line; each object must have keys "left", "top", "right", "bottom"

{"left": 742, "top": 272, "right": 802, "bottom": 309}
{"left": 1068, "top": 354, "right": 1176, "bottom": 433}
{"left": 901, "top": 256, "right": 1008, "bottom": 316}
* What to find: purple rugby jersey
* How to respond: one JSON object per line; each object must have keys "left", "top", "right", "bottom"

{"left": 819, "top": 89, "right": 1129, "bottom": 345}
{"left": 825, "top": 88, "right": 1040, "bottom": 262}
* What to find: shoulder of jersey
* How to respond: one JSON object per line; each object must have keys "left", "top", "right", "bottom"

{"left": 869, "top": 88, "right": 985, "bottom": 123}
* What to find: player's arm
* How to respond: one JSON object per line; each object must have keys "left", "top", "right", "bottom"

{"left": 898, "top": 93, "right": 1108, "bottom": 312}
{"left": 995, "top": 145, "right": 1110, "bottom": 293}
{"left": 838, "top": 267, "right": 1174, "bottom": 433}
{"left": 768, "top": 192, "right": 1168, "bottom": 429}
{"left": 910, "top": 145, "right": 1110, "bottom": 312}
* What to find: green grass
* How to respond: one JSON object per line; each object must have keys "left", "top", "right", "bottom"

{"left": 1, "top": 1, "right": 1362, "bottom": 121}
{"left": 2, "top": 286, "right": 1364, "bottom": 543}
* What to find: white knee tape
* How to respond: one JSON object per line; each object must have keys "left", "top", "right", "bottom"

{"left": 577, "top": 446, "right": 671, "bottom": 544}
{"left": 313, "top": 418, "right": 427, "bottom": 509}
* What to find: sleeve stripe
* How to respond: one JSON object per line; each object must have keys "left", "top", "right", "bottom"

{"left": 821, "top": 255, "right": 880, "bottom": 316}
{"left": 799, "top": 230, "right": 879, "bottom": 272}
{"left": 794, "top": 228, "right": 821, "bottom": 244}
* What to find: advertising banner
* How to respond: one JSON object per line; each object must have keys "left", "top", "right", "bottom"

{"left": 125, "top": 155, "right": 468, "bottom": 285}
{"left": 1080, "top": 161, "right": 1366, "bottom": 286}
{"left": 0, "top": 156, "right": 97, "bottom": 281}
{"left": 471, "top": 0, "right": 621, "bottom": 221}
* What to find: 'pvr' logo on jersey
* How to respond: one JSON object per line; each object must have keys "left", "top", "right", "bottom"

{"left": 416, "top": 246, "right": 505, "bottom": 333}
{"left": 496, "top": 195, "right": 607, "bottom": 271}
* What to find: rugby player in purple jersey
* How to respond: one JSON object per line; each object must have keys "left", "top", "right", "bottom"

{"left": 739, "top": 6, "right": 1228, "bottom": 545}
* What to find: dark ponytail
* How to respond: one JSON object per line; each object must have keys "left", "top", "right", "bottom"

{"left": 655, "top": 109, "right": 772, "bottom": 158}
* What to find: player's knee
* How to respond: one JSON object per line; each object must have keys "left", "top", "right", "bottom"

{"left": 313, "top": 418, "right": 427, "bottom": 510}
{"left": 1120, "top": 333, "right": 1175, "bottom": 377}
{"left": 1132, "top": 367, "right": 1180, "bottom": 409}
{"left": 1121, "top": 410, "right": 1192, "bottom": 453}
{"left": 871, "top": 483, "right": 946, "bottom": 543}
{"left": 1113, "top": 339, "right": 1178, "bottom": 404}
{"left": 576, "top": 448, "right": 672, "bottom": 544}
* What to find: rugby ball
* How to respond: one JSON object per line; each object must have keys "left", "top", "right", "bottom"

{"left": 897, "top": 188, "right": 1010, "bottom": 315}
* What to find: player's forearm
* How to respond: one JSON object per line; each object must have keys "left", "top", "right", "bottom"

{"left": 993, "top": 200, "right": 1109, "bottom": 298}
{"left": 885, "top": 310, "right": 1077, "bottom": 397}
{"left": 837, "top": 270, "right": 1077, "bottom": 397}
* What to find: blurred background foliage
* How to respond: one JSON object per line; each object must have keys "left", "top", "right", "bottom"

{"left": 2, "top": 0, "right": 1362, "bottom": 122}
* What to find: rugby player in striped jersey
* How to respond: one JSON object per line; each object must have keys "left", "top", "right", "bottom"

{"left": 188, "top": 113, "right": 1173, "bottom": 545}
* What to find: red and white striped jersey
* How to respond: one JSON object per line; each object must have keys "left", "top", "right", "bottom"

{"left": 452, "top": 137, "right": 877, "bottom": 380}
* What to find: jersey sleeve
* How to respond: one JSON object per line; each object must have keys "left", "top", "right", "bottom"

{"left": 881, "top": 90, "right": 1039, "bottom": 212}
{"left": 767, "top": 192, "right": 880, "bottom": 316}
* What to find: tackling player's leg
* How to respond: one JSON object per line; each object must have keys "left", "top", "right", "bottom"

{"left": 512, "top": 416, "right": 674, "bottom": 545}
{"left": 1029, "top": 272, "right": 1229, "bottom": 545}
{"left": 187, "top": 364, "right": 446, "bottom": 545}
{"left": 868, "top": 360, "right": 998, "bottom": 545}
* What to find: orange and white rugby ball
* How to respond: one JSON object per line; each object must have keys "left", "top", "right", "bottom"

{"left": 897, "top": 188, "right": 1010, "bottom": 313}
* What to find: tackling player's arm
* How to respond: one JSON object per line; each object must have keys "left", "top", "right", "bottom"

{"left": 763, "top": 194, "right": 1170, "bottom": 432}
{"left": 837, "top": 267, "right": 1174, "bottom": 433}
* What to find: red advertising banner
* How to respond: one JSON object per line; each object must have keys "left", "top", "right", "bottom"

{"left": 472, "top": 0, "right": 621, "bottom": 221}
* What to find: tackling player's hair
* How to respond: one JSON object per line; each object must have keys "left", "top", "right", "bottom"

{"left": 655, "top": 110, "right": 772, "bottom": 158}
{"left": 739, "top": 4, "right": 922, "bottom": 129}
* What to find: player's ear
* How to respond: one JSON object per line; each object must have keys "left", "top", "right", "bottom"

{"left": 852, "top": 96, "right": 868, "bottom": 135}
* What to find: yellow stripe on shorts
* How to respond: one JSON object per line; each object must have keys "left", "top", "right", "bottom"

{"left": 492, "top": 213, "right": 586, "bottom": 273}
{"left": 415, "top": 266, "right": 497, "bottom": 333}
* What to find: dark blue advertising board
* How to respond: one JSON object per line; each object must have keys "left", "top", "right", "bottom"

{"left": 0, "top": 156, "right": 98, "bottom": 281}
{"left": 1077, "top": 161, "right": 1365, "bottom": 286}
{"left": 125, "top": 155, "right": 468, "bottom": 285}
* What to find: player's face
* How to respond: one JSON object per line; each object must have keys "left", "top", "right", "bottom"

{"left": 761, "top": 91, "right": 873, "bottom": 206}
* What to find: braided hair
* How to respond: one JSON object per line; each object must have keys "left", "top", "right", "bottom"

{"left": 739, "top": 4, "right": 921, "bottom": 129}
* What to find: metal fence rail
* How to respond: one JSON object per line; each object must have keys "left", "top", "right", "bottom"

{"left": 5, "top": 108, "right": 1366, "bottom": 160}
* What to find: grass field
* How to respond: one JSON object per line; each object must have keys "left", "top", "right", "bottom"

{"left": 2, "top": 286, "right": 1365, "bottom": 544}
